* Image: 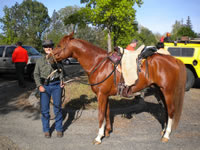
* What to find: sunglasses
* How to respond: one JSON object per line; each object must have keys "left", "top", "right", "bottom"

{"left": 43, "top": 45, "right": 53, "bottom": 48}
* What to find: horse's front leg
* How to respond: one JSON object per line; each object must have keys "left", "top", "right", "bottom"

{"left": 94, "top": 92, "right": 108, "bottom": 145}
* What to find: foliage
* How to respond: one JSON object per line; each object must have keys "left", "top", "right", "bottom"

{"left": 137, "top": 26, "right": 157, "bottom": 46}
{"left": 0, "top": 4, "right": 19, "bottom": 44}
{"left": 0, "top": 0, "right": 50, "bottom": 49}
{"left": 171, "top": 16, "right": 197, "bottom": 40}
{"left": 176, "top": 26, "right": 197, "bottom": 39}
{"left": 64, "top": 0, "right": 143, "bottom": 51}
{"left": 45, "top": 6, "right": 107, "bottom": 49}
{"left": 44, "top": 10, "right": 66, "bottom": 45}
{"left": 171, "top": 20, "right": 183, "bottom": 40}
{"left": 186, "top": 16, "right": 192, "bottom": 29}
{"left": 75, "top": 26, "right": 107, "bottom": 49}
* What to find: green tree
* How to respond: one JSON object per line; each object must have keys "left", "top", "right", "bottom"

{"left": 0, "top": 0, "right": 50, "bottom": 49}
{"left": 171, "top": 20, "right": 183, "bottom": 40}
{"left": 137, "top": 26, "right": 157, "bottom": 46}
{"left": 76, "top": 26, "right": 107, "bottom": 49}
{"left": 176, "top": 26, "right": 196, "bottom": 38}
{"left": 186, "top": 16, "right": 192, "bottom": 29}
{"left": 45, "top": 6, "right": 81, "bottom": 45}
{"left": 66, "top": 0, "right": 143, "bottom": 52}
{"left": 0, "top": 4, "right": 19, "bottom": 44}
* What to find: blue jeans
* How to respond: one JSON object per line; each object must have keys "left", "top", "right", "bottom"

{"left": 40, "top": 81, "right": 63, "bottom": 132}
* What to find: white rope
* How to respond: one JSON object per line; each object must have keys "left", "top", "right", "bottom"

{"left": 63, "top": 79, "right": 76, "bottom": 84}
{"left": 47, "top": 69, "right": 58, "bottom": 79}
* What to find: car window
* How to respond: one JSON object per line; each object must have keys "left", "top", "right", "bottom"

{"left": 5, "top": 46, "right": 16, "bottom": 57}
{"left": 168, "top": 47, "right": 194, "bottom": 57}
{"left": 0, "top": 46, "right": 5, "bottom": 57}
{"left": 23, "top": 46, "right": 41, "bottom": 56}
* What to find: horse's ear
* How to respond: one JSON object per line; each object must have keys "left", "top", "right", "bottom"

{"left": 69, "top": 32, "right": 74, "bottom": 39}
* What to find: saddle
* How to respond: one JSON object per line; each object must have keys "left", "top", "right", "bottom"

{"left": 108, "top": 46, "right": 158, "bottom": 98}
{"left": 138, "top": 46, "right": 157, "bottom": 60}
{"left": 117, "top": 46, "right": 158, "bottom": 98}
{"left": 108, "top": 46, "right": 122, "bottom": 65}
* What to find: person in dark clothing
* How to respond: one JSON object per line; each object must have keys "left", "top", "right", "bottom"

{"left": 12, "top": 41, "right": 28, "bottom": 88}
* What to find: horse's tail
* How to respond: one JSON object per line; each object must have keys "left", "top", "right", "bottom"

{"left": 172, "top": 59, "right": 186, "bottom": 129}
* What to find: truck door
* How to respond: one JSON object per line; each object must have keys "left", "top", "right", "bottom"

{"left": 2, "top": 46, "right": 16, "bottom": 72}
{"left": 0, "top": 46, "right": 5, "bottom": 70}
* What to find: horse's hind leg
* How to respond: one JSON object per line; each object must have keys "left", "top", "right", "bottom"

{"left": 94, "top": 93, "right": 109, "bottom": 145}
{"left": 161, "top": 91, "right": 175, "bottom": 143}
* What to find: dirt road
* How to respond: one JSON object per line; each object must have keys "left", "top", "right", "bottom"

{"left": 0, "top": 73, "right": 200, "bottom": 150}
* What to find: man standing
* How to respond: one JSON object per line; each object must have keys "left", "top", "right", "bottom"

{"left": 34, "top": 40, "right": 64, "bottom": 138}
{"left": 12, "top": 41, "right": 28, "bottom": 88}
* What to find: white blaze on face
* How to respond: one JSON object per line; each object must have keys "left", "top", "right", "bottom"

{"left": 163, "top": 117, "right": 173, "bottom": 139}
{"left": 95, "top": 121, "right": 105, "bottom": 143}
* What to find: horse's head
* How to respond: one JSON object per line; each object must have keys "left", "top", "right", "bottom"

{"left": 47, "top": 32, "right": 74, "bottom": 63}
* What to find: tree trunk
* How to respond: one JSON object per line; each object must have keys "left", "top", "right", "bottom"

{"left": 107, "top": 31, "right": 112, "bottom": 52}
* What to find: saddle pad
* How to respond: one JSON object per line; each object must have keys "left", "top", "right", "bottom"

{"left": 157, "top": 49, "right": 171, "bottom": 55}
{"left": 121, "top": 45, "right": 145, "bottom": 86}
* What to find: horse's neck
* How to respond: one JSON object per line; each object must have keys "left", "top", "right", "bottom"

{"left": 72, "top": 40, "right": 107, "bottom": 74}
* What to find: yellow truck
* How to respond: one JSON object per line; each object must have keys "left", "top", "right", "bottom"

{"left": 164, "top": 39, "right": 200, "bottom": 91}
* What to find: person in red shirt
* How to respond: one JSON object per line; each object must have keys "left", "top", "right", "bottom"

{"left": 12, "top": 41, "right": 28, "bottom": 88}
{"left": 126, "top": 39, "right": 138, "bottom": 51}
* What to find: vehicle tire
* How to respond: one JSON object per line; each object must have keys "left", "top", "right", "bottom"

{"left": 185, "top": 68, "right": 195, "bottom": 91}
{"left": 65, "top": 59, "right": 70, "bottom": 65}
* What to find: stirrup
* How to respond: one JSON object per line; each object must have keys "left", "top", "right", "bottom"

{"left": 117, "top": 83, "right": 125, "bottom": 96}
{"left": 118, "top": 83, "right": 133, "bottom": 98}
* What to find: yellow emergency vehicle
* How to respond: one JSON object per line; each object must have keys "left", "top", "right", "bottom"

{"left": 164, "top": 38, "right": 200, "bottom": 91}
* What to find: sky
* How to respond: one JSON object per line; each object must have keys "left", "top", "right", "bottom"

{"left": 0, "top": 0, "right": 199, "bottom": 35}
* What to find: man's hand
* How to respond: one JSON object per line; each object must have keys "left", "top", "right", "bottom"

{"left": 39, "top": 85, "right": 45, "bottom": 92}
{"left": 60, "top": 80, "right": 65, "bottom": 88}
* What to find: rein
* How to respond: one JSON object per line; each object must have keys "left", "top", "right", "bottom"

{"left": 65, "top": 50, "right": 124, "bottom": 86}
{"left": 49, "top": 46, "right": 124, "bottom": 86}
{"left": 78, "top": 57, "right": 120, "bottom": 86}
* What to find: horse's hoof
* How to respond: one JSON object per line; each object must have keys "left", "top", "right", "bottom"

{"left": 161, "top": 137, "right": 169, "bottom": 143}
{"left": 93, "top": 140, "right": 101, "bottom": 145}
{"left": 105, "top": 132, "right": 110, "bottom": 138}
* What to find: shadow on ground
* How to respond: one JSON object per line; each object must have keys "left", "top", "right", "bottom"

{"left": 0, "top": 74, "right": 36, "bottom": 115}
{"left": 48, "top": 87, "right": 167, "bottom": 136}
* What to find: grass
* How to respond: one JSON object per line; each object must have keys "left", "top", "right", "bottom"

{"left": 62, "top": 81, "right": 135, "bottom": 110}
{"left": 60, "top": 65, "right": 137, "bottom": 110}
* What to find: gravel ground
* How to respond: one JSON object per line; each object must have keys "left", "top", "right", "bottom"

{"left": 0, "top": 73, "right": 200, "bottom": 150}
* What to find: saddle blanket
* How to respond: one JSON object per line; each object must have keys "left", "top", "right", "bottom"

{"left": 121, "top": 45, "right": 145, "bottom": 86}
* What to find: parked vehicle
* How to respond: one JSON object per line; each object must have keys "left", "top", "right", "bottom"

{"left": 63, "top": 57, "right": 79, "bottom": 65}
{"left": 164, "top": 38, "right": 200, "bottom": 91}
{"left": 0, "top": 45, "right": 42, "bottom": 79}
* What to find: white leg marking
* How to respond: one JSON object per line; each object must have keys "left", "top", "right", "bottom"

{"left": 95, "top": 120, "right": 105, "bottom": 143}
{"left": 163, "top": 117, "right": 173, "bottom": 139}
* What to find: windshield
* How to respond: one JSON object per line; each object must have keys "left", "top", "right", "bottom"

{"left": 23, "top": 46, "right": 41, "bottom": 56}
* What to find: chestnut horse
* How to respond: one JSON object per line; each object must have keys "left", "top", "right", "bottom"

{"left": 49, "top": 33, "right": 186, "bottom": 144}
